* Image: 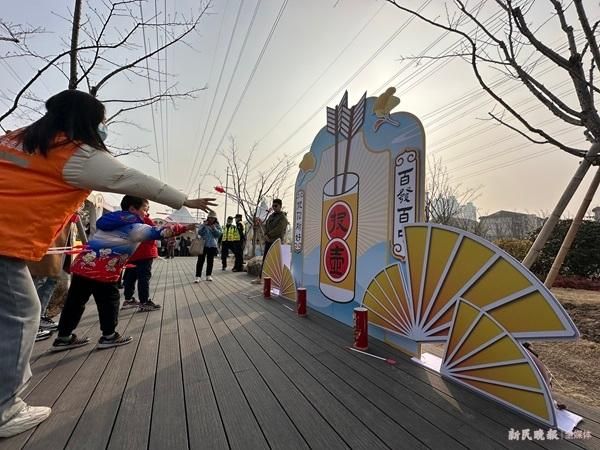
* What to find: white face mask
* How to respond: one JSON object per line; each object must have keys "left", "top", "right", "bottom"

{"left": 97, "top": 123, "right": 108, "bottom": 142}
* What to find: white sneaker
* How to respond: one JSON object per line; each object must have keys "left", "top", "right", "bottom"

{"left": 0, "top": 405, "right": 51, "bottom": 437}
{"left": 206, "top": 276, "right": 213, "bottom": 281}
{"left": 194, "top": 277, "right": 201, "bottom": 283}
{"left": 35, "top": 329, "right": 52, "bottom": 342}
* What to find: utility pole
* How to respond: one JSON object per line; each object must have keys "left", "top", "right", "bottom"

{"left": 196, "top": 183, "right": 200, "bottom": 222}
{"left": 223, "top": 166, "right": 229, "bottom": 224}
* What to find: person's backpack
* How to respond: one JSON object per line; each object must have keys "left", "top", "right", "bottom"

{"left": 189, "top": 237, "right": 205, "bottom": 256}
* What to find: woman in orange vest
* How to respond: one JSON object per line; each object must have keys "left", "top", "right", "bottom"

{"left": 0, "top": 89, "right": 216, "bottom": 438}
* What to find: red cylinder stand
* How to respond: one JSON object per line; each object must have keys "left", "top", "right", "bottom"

{"left": 263, "top": 277, "right": 272, "bottom": 298}
{"left": 353, "top": 307, "right": 369, "bottom": 350}
{"left": 296, "top": 288, "right": 307, "bottom": 317}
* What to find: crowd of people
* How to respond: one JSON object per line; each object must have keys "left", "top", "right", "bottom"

{"left": 0, "top": 90, "right": 217, "bottom": 438}
{"left": 0, "top": 88, "right": 290, "bottom": 438}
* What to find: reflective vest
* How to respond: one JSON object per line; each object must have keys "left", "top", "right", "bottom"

{"left": 222, "top": 224, "right": 241, "bottom": 242}
{"left": 0, "top": 132, "right": 91, "bottom": 261}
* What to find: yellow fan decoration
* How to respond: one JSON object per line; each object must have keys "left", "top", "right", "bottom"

{"left": 361, "top": 223, "right": 578, "bottom": 428}
{"left": 362, "top": 224, "right": 578, "bottom": 342}
{"left": 442, "top": 300, "right": 556, "bottom": 426}
{"left": 262, "top": 238, "right": 297, "bottom": 302}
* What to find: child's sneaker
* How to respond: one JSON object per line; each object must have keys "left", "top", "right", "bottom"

{"left": 35, "top": 329, "right": 52, "bottom": 342}
{"left": 39, "top": 316, "right": 58, "bottom": 330}
{"left": 206, "top": 275, "right": 213, "bottom": 281}
{"left": 138, "top": 300, "right": 161, "bottom": 312}
{"left": 97, "top": 332, "right": 133, "bottom": 349}
{"left": 194, "top": 277, "right": 201, "bottom": 283}
{"left": 50, "top": 334, "right": 90, "bottom": 352}
{"left": 121, "top": 298, "right": 141, "bottom": 310}
{"left": 0, "top": 404, "right": 51, "bottom": 437}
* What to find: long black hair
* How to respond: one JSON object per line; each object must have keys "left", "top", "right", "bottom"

{"left": 20, "top": 90, "right": 108, "bottom": 156}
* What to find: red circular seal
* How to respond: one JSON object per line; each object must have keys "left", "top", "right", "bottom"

{"left": 323, "top": 238, "right": 351, "bottom": 282}
{"left": 325, "top": 201, "right": 352, "bottom": 240}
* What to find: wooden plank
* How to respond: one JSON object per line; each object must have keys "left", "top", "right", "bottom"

{"left": 184, "top": 271, "right": 268, "bottom": 449}
{"left": 21, "top": 310, "right": 138, "bottom": 450}
{"left": 148, "top": 263, "right": 188, "bottom": 450}
{"left": 265, "top": 293, "right": 588, "bottom": 450}
{"left": 202, "top": 281, "right": 330, "bottom": 450}
{"left": 212, "top": 280, "right": 460, "bottom": 450}
{"left": 24, "top": 317, "right": 99, "bottom": 399}
{"left": 30, "top": 311, "right": 98, "bottom": 363}
{"left": 202, "top": 282, "right": 350, "bottom": 450}
{"left": 107, "top": 262, "right": 167, "bottom": 450}
{"left": 172, "top": 261, "right": 229, "bottom": 449}
{"left": 208, "top": 280, "right": 430, "bottom": 450}
{"left": 215, "top": 275, "right": 583, "bottom": 450}
{"left": 65, "top": 262, "right": 168, "bottom": 450}
{"left": 204, "top": 280, "right": 400, "bottom": 450}
{"left": 230, "top": 286, "right": 507, "bottom": 450}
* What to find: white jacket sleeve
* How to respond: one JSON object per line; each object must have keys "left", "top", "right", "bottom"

{"left": 63, "top": 145, "right": 186, "bottom": 209}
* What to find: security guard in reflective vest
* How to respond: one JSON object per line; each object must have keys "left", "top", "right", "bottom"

{"left": 221, "top": 216, "right": 244, "bottom": 271}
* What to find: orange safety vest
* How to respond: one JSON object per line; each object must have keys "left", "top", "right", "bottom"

{"left": 0, "top": 132, "right": 91, "bottom": 261}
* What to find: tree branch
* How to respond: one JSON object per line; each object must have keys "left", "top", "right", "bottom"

{"left": 68, "top": 0, "right": 83, "bottom": 89}
{"left": 573, "top": 0, "right": 600, "bottom": 73}
{"left": 89, "top": 4, "right": 210, "bottom": 96}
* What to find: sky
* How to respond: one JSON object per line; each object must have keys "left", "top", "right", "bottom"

{"left": 1, "top": 0, "right": 599, "bottom": 220}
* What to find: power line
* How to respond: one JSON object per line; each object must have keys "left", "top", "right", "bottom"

{"left": 244, "top": 0, "right": 494, "bottom": 188}
{"left": 184, "top": 0, "right": 246, "bottom": 194}
{"left": 154, "top": 0, "right": 167, "bottom": 182}
{"left": 192, "top": 0, "right": 290, "bottom": 194}
{"left": 256, "top": 1, "right": 386, "bottom": 145}
{"left": 243, "top": 5, "right": 582, "bottom": 199}
{"left": 193, "top": 0, "right": 262, "bottom": 191}
{"left": 139, "top": 0, "right": 163, "bottom": 181}
{"left": 163, "top": 0, "right": 170, "bottom": 184}
{"left": 184, "top": 0, "right": 230, "bottom": 196}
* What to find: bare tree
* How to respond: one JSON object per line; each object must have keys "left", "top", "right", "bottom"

{"left": 217, "top": 138, "right": 294, "bottom": 257}
{"left": 385, "top": 0, "right": 600, "bottom": 268}
{"left": 0, "top": 20, "right": 44, "bottom": 43}
{"left": 427, "top": 155, "right": 480, "bottom": 227}
{"left": 0, "top": 0, "right": 210, "bottom": 157}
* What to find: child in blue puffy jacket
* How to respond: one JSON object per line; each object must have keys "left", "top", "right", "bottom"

{"left": 52, "top": 195, "right": 193, "bottom": 351}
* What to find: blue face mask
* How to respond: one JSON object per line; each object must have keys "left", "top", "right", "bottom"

{"left": 97, "top": 123, "right": 108, "bottom": 142}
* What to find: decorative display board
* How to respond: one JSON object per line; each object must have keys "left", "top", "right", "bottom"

{"left": 292, "top": 88, "right": 425, "bottom": 354}
{"left": 290, "top": 88, "right": 580, "bottom": 429}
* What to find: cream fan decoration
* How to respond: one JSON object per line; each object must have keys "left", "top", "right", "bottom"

{"left": 262, "top": 239, "right": 297, "bottom": 302}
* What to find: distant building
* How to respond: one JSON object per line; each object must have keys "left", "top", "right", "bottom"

{"left": 458, "top": 201, "right": 477, "bottom": 221}
{"left": 428, "top": 195, "right": 478, "bottom": 223}
{"left": 592, "top": 206, "right": 600, "bottom": 222}
{"left": 479, "top": 210, "right": 544, "bottom": 240}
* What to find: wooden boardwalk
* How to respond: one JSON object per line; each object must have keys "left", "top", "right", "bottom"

{"left": 1, "top": 257, "right": 599, "bottom": 450}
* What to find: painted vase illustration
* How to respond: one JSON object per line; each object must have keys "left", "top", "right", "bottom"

{"left": 319, "top": 172, "right": 358, "bottom": 303}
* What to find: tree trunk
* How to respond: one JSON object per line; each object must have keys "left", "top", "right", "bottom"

{"left": 68, "top": 0, "right": 83, "bottom": 89}
{"left": 522, "top": 143, "right": 600, "bottom": 268}
{"left": 544, "top": 165, "right": 600, "bottom": 287}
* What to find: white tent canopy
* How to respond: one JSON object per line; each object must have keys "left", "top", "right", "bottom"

{"left": 165, "top": 207, "right": 198, "bottom": 224}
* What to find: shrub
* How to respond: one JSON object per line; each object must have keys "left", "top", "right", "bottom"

{"left": 552, "top": 275, "right": 600, "bottom": 291}
{"left": 494, "top": 239, "right": 532, "bottom": 262}
{"left": 529, "top": 220, "right": 600, "bottom": 280}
